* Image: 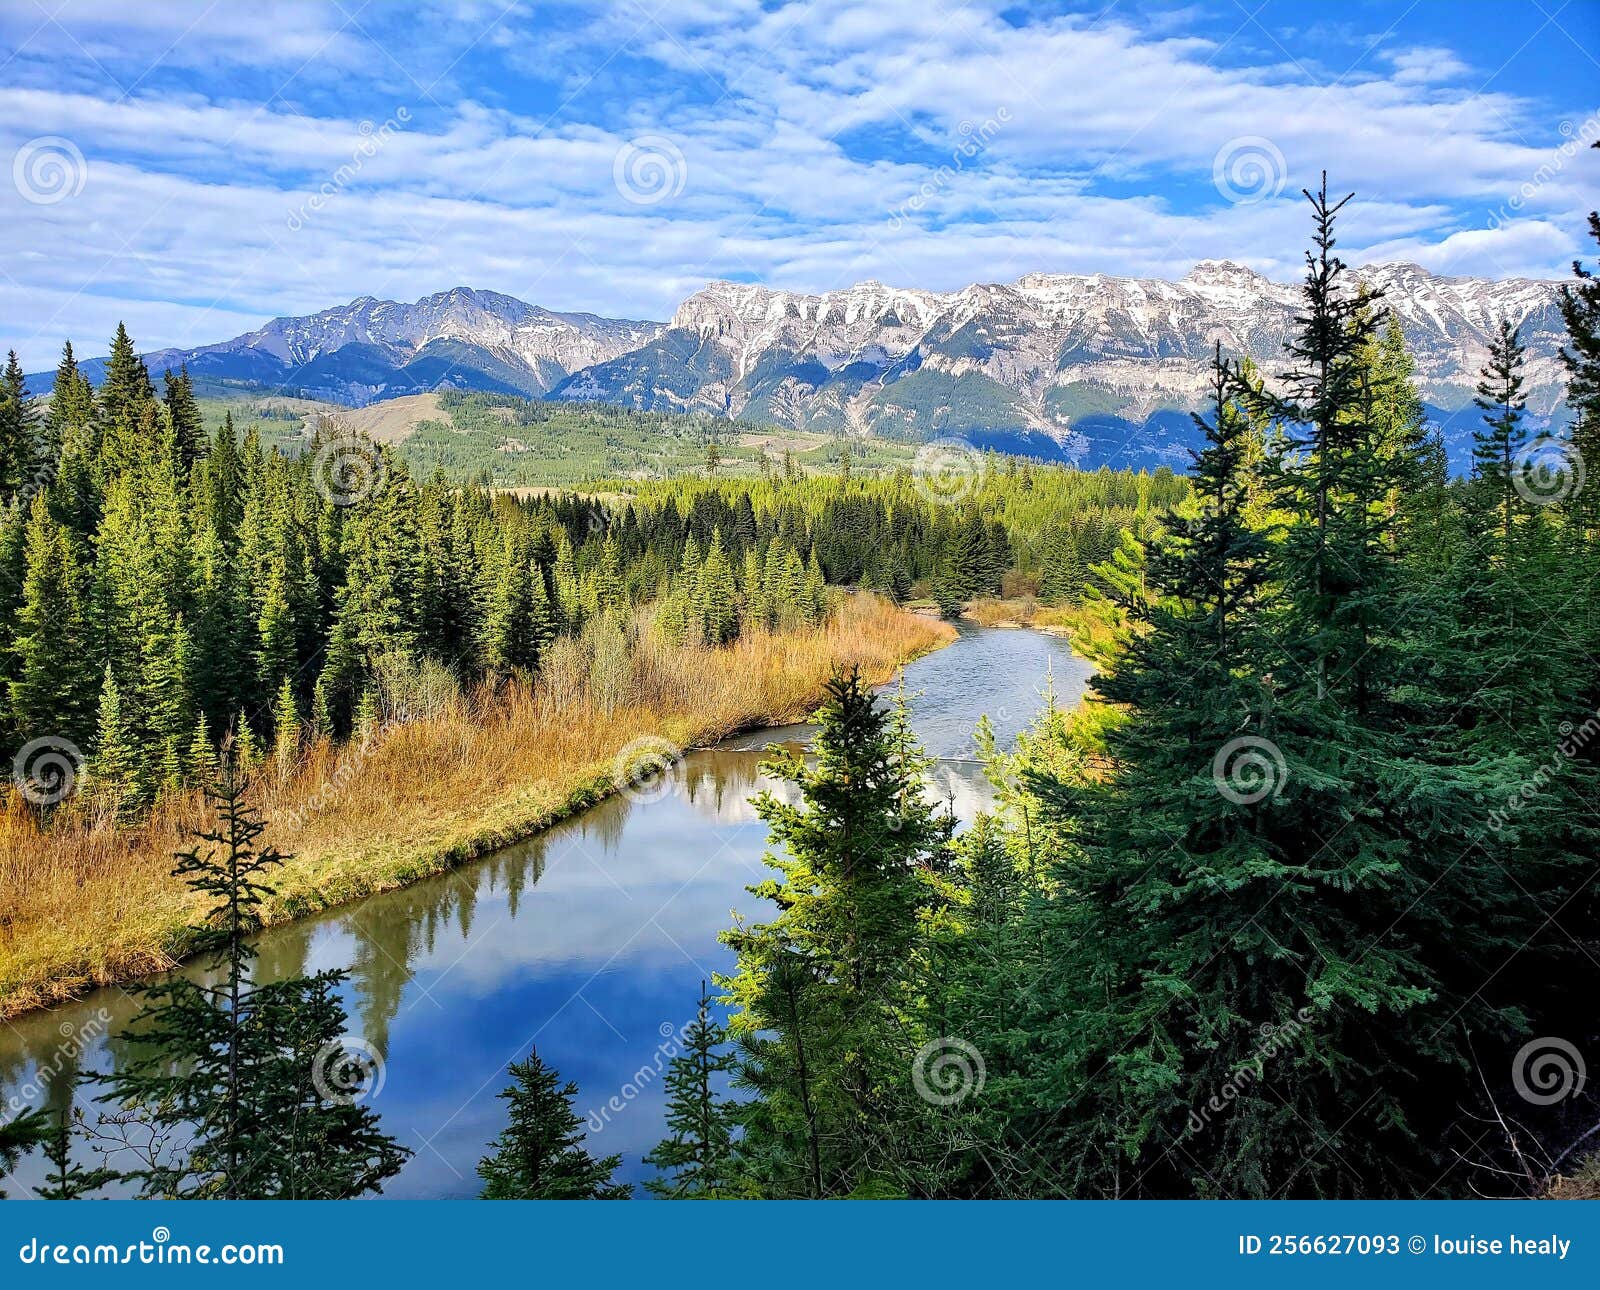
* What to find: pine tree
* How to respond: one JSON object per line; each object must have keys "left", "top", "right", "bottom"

{"left": 802, "top": 547, "right": 827, "bottom": 624}
{"left": 741, "top": 544, "right": 769, "bottom": 630}
{"left": 351, "top": 689, "right": 380, "bottom": 745}
{"left": 204, "top": 413, "right": 244, "bottom": 543}
{"left": 1471, "top": 319, "right": 1529, "bottom": 552}
{"left": 162, "top": 365, "right": 206, "bottom": 471}
{"left": 42, "top": 340, "right": 93, "bottom": 467}
{"left": 95, "top": 760, "right": 409, "bottom": 1198}
{"left": 96, "top": 323, "right": 156, "bottom": 473}
{"left": 188, "top": 712, "right": 215, "bottom": 781}
{"left": 271, "top": 676, "right": 300, "bottom": 773}
{"left": 234, "top": 713, "right": 261, "bottom": 771}
{"left": 482, "top": 532, "right": 533, "bottom": 677}
{"left": 89, "top": 664, "right": 141, "bottom": 816}
{"left": 10, "top": 495, "right": 96, "bottom": 748}
{"left": 696, "top": 528, "right": 739, "bottom": 645}
{"left": 645, "top": 981, "right": 738, "bottom": 1198}
{"left": 477, "top": 1048, "right": 631, "bottom": 1199}
{"left": 1256, "top": 175, "right": 1391, "bottom": 709}
{"left": 0, "top": 349, "right": 38, "bottom": 503}
{"left": 1557, "top": 148, "right": 1600, "bottom": 537}
{"left": 723, "top": 669, "right": 950, "bottom": 1197}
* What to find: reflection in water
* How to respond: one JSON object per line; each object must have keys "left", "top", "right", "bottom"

{"left": 0, "top": 626, "right": 1089, "bottom": 1198}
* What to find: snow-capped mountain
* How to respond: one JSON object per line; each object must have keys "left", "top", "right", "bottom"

{"left": 65, "top": 288, "right": 663, "bottom": 405}
{"left": 30, "top": 264, "right": 1568, "bottom": 471}
{"left": 549, "top": 260, "right": 1569, "bottom": 469}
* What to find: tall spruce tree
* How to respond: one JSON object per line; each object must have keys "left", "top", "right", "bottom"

{"left": 1471, "top": 319, "right": 1530, "bottom": 552}
{"left": 723, "top": 668, "right": 950, "bottom": 1197}
{"left": 162, "top": 365, "right": 206, "bottom": 471}
{"left": 96, "top": 758, "right": 409, "bottom": 1198}
{"left": 0, "top": 350, "right": 37, "bottom": 503}
{"left": 645, "top": 981, "right": 738, "bottom": 1198}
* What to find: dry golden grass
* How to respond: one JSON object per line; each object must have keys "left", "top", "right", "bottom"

{"left": 0, "top": 594, "right": 952, "bottom": 1019}
{"left": 1544, "top": 1156, "right": 1600, "bottom": 1199}
{"left": 963, "top": 595, "right": 1038, "bottom": 628}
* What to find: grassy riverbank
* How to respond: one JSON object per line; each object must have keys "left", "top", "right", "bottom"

{"left": 0, "top": 595, "right": 953, "bottom": 1020}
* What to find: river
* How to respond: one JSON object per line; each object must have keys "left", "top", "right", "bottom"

{"left": 0, "top": 625, "right": 1091, "bottom": 1198}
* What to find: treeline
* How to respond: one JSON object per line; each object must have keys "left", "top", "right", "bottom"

{"left": 619, "top": 180, "right": 1600, "bottom": 1198}
{"left": 0, "top": 338, "right": 1175, "bottom": 823}
{"left": 626, "top": 467, "right": 1184, "bottom": 615}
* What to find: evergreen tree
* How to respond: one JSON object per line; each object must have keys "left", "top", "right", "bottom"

{"left": 96, "top": 760, "right": 409, "bottom": 1198}
{"left": 96, "top": 323, "right": 156, "bottom": 473}
{"left": 695, "top": 528, "right": 739, "bottom": 645}
{"left": 42, "top": 340, "right": 94, "bottom": 467}
{"left": 0, "top": 350, "right": 37, "bottom": 503}
{"left": 271, "top": 676, "right": 300, "bottom": 773}
{"left": 645, "top": 982, "right": 738, "bottom": 1198}
{"left": 10, "top": 496, "right": 96, "bottom": 748}
{"left": 188, "top": 712, "right": 216, "bottom": 780}
{"left": 0, "top": 1109, "right": 52, "bottom": 1199}
{"left": 1557, "top": 146, "right": 1600, "bottom": 537}
{"left": 162, "top": 365, "right": 206, "bottom": 470}
{"left": 477, "top": 1049, "right": 630, "bottom": 1199}
{"left": 723, "top": 669, "right": 950, "bottom": 1197}
{"left": 89, "top": 664, "right": 141, "bottom": 816}
{"left": 1471, "top": 319, "right": 1529, "bottom": 551}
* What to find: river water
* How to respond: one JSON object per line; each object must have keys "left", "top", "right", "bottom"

{"left": 0, "top": 626, "right": 1090, "bottom": 1198}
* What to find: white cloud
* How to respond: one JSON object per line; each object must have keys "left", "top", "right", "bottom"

{"left": 1385, "top": 46, "right": 1473, "bottom": 84}
{"left": 0, "top": 0, "right": 1591, "bottom": 367}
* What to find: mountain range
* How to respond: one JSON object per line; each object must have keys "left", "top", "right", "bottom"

{"left": 32, "top": 263, "right": 1570, "bottom": 472}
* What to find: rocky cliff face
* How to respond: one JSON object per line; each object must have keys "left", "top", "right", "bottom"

{"left": 110, "top": 287, "right": 662, "bottom": 404}
{"left": 549, "top": 260, "right": 1566, "bottom": 468}
{"left": 42, "top": 263, "right": 1566, "bottom": 471}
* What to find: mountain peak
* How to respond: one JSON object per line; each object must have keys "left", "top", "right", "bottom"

{"left": 1183, "top": 259, "right": 1269, "bottom": 283}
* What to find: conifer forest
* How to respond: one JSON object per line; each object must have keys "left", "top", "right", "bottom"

{"left": 2, "top": 0, "right": 1599, "bottom": 1227}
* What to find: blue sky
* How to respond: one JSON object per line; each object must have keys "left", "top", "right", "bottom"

{"left": 1, "top": 0, "right": 1597, "bottom": 368}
